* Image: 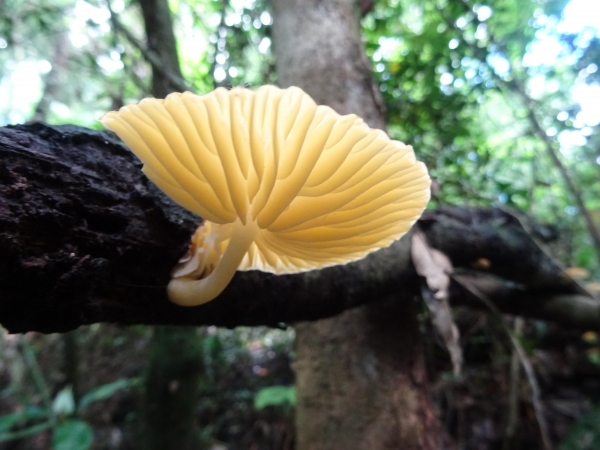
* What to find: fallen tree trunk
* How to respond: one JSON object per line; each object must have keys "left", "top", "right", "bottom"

{"left": 0, "top": 123, "right": 596, "bottom": 333}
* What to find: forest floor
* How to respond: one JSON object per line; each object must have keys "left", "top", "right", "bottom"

{"left": 0, "top": 309, "right": 599, "bottom": 450}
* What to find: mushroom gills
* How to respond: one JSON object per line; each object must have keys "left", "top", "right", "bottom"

{"left": 100, "top": 86, "right": 430, "bottom": 307}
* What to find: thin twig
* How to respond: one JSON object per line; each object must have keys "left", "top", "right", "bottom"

{"left": 453, "top": 275, "right": 553, "bottom": 450}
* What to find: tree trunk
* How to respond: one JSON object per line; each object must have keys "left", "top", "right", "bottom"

{"left": 271, "top": 0, "right": 442, "bottom": 447}
{"left": 295, "top": 299, "right": 441, "bottom": 450}
{"left": 138, "top": 0, "right": 185, "bottom": 96}
{"left": 142, "top": 326, "right": 203, "bottom": 450}
{"left": 135, "top": 1, "right": 203, "bottom": 448}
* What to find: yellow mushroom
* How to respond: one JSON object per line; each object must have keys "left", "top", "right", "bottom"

{"left": 100, "top": 85, "right": 430, "bottom": 306}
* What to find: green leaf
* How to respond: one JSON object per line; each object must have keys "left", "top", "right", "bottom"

{"left": 0, "top": 422, "right": 52, "bottom": 443}
{"left": 0, "top": 406, "right": 48, "bottom": 433}
{"left": 52, "top": 420, "right": 93, "bottom": 450}
{"left": 254, "top": 386, "right": 296, "bottom": 410}
{"left": 78, "top": 378, "right": 138, "bottom": 411}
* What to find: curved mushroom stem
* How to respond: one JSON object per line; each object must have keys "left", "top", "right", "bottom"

{"left": 167, "top": 219, "right": 259, "bottom": 306}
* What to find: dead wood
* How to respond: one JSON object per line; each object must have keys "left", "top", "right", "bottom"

{"left": 0, "top": 123, "right": 596, "bottom": 333}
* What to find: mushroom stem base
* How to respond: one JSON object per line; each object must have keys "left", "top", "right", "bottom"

{"left": 167, "top": 220, "right": 258, "bottom": 306}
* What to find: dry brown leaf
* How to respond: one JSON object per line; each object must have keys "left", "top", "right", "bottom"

{"left": 411, "top": 231, "right": 462, "bottom": 375}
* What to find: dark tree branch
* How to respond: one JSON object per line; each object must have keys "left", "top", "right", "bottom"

{"left": 137, "top": 0, "right": 188, "bottom": 96}
{"left": 106, "top": 0, "right": 190, "bottom": 93}
{"left": 451, "top": 272, "right": 600, "bottom": 331}
{"left": 0, "top": 124, "right": 597, "bottom": 333}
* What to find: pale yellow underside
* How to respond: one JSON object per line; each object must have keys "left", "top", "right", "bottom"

{"left": 100, "top": 85, "right": 430, "bottom": 275}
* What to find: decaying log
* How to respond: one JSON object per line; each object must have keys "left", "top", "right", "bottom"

{"left": 0, "top": 124, "right": 597, "bottom": 333}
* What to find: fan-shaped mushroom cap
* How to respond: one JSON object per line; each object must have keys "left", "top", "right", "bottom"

{"left": 100, "top": 85, "right": 430, "bottom": 306}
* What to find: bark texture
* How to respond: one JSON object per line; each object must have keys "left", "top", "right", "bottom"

{"left": 272, "top": 0, "right": 385, "bottom": 130}
{"left": 271, "top": 0, "right": 441, "bottom": 448}
{"left": 0, "top": 123, "right": 595, "bottom": 333}
{"left": 295, "top": 298, "right": 441, "bottom": 450}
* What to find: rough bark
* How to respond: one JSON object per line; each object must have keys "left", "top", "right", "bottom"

{"left": 295, "top": 298, "right": 441, "bottom": 450}
{"left": 272, "top": 0, "right": 385, "bottom": 130}
{"left": 271, "top": 0, "right": 442, "bottom": 447}
{"left": 0, "top": 124, "right": 595, "bottom": 334}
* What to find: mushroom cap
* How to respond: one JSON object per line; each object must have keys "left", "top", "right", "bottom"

{"left": 101, "top": 85, "right": 430, "bottom": 275}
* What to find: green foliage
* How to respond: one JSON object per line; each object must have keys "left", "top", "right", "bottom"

{"left": 0, "top": 407, "right": 48, "bottom": 438}
{"left": 560, "top": 405, "right": 600, "bottom": 450}
{"left": 52, "top": 420, "right": 93, "bottom": 450}
{"left": 577, "top": 246, "right": 597, "bottom": 268}
{"left": 361, "top": 0, "right": 600, "bottom": 273}
{"left": 0, "top": 365, "right": 136, "bottom": 446}
{"left": 78, "top": 378, "right": 139, "bottom": 411}
{"left": 0, "top": 0, "right": 276, "bottom": 124}
{"left": 254, "top": 386, "right": 296, "bottom": 409}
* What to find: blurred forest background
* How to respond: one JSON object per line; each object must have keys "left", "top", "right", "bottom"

{"left": 1, "top": 0, "right": 600, "bottom": 448}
